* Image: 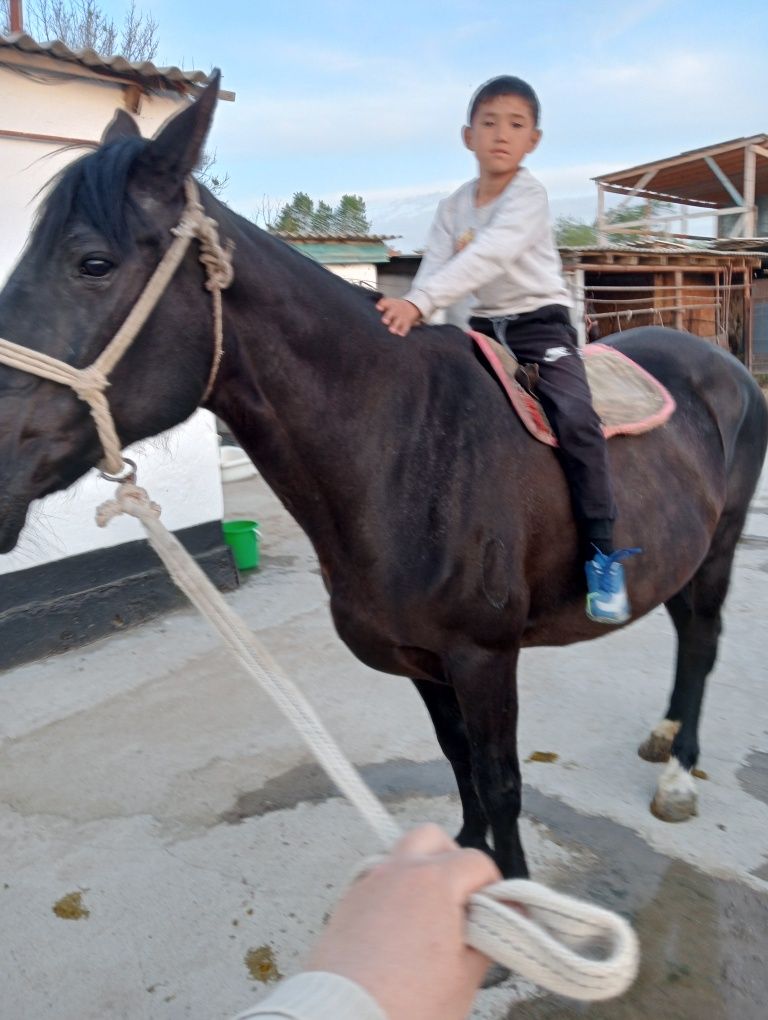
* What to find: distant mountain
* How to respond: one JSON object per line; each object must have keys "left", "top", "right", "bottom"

{"left": 369, "top": 191, "right": 597, "bottom": 254}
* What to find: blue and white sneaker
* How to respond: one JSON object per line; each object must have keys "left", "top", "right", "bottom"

{"left": 585, "top": 547, "right": 642, "bottom": 624}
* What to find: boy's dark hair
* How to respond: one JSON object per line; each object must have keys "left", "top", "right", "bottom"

{"left": 467, "top": 76, "right": 540, "bottom": 127}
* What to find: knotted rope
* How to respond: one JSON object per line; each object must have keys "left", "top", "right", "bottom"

{"left": 96, "top": 477, "right": 639, "bottom": 1001}
{"left": 0, "top": 179, "right": 233, "bottom": 476}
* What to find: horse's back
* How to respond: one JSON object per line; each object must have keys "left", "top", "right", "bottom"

{"left": 602, "top": 327, "right": 768, "bottom": 463}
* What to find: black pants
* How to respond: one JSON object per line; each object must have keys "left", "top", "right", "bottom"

{"left": 470, "top": 305, "right": 616, "bottom": 536}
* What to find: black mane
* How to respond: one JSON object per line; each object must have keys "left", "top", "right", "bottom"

{"left": 32, "top": 136, "right": 150, "bottom": 255}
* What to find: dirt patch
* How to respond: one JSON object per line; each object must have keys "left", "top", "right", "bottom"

{"left": 52, "top": 891, "right": 89, "bottom": 920}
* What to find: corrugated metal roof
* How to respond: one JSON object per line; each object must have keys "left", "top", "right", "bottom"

{"left": 0, "top": 30, "right": 210, "bottom": 92}
{"left": 559, "top": 243, "right": 768, "bottom": 258}
{"left": 273, "top": 232, "right": 397, "bottom": 243}
{"left": 279, "top": 238, "right": 392, "bottom": 265}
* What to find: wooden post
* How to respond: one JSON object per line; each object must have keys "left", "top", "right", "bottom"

{"left": 568, "top": 268, "right": 586, "bottom": 346}
{"left": 9, "top": 0, "right": 23, "bottom": 32}
{"left": 597, "top": 185, "right": 607, "bottom": 247}
{"left": 744, "top": 268, "right": 753, "bottom": 370}
{"left": 674, "top": 270, "right": 683, "bottom": 330}
{"left": 744, "top": 146, "right": 757, "bottom": 238}
{"left": 680, "top": 205, "right": 689, "bottom": 240}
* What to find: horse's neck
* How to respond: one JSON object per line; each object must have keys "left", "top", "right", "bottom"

{"left": 209, "top": 216, "right": 388, "bottom": 556}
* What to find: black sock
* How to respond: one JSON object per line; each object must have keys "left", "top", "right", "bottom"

{"left": 584, "top": 520, "right": 615, "bottom": 558}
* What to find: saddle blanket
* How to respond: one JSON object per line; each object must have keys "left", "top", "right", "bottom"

{"left": 470, "top": 332, "right": 676, "bottom": 447}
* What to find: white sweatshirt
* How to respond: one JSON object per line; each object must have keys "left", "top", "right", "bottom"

{"left": 233, "top": 971, "right": 387, "bottom": 1020}
{"left": 403, "top": 168, "right": 571, "bottom": 323}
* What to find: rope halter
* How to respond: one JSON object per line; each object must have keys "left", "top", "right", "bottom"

{"left": 0, "top": 178, "right": 234, "bottom": 476}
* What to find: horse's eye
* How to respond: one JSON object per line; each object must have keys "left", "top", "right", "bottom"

{"left": 79, "top": 257, "right": 113, "bottom": 278}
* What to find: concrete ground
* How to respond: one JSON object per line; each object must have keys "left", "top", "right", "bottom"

{"left": 1, "top": 462, "right": 767, "bottom": 1020}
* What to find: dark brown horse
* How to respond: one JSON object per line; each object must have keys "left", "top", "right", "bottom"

{"left": 0, "top": 75, "right": 765, "bottom": 879}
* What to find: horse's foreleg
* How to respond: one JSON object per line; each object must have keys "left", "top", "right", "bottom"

{"left": 412, "top": 678, "right": 492, "bottom": 855}
{"left": 449, "top": 646, "right": 528, "bottom": 878}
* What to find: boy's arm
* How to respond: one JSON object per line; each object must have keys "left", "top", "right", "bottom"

{"left": 377, "top": 199, "right": 458, "bottom": 336}
{"left": 409, "top": 199, "right": 456, "bottom": 294}
{"left": 404, "top": 185, "right": 549, "bottom": 320}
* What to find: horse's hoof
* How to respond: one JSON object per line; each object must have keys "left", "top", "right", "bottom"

{"left": 650, "top": 758, "right": 698, "bottom": 822}
{"left": 638, "top": 719, "right": 680, "bottom": 762}
{"left": 481, "top": 963, "right": 511, "bottom": 988}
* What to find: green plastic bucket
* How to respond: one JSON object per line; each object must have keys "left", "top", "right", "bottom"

{"left": 222, "top": 520, "right": 260, "bottom": 570}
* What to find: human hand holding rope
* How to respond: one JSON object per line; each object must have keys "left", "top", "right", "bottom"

{"left": 308, "top": 824, "right": 501, "bottom": 1020}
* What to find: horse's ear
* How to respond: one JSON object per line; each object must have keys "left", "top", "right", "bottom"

{"left": 101, "top": 109, "right": 141, "bottom": 145}
{"left": 138, "top": 69, "right": 221, "bottom": 188}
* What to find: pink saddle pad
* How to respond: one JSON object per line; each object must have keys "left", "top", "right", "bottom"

{"left": 470, "top": 331, "right": 676, "bottom": 447}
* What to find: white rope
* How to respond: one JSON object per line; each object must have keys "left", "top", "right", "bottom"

{"left": 96, "top": 479, "right": 639, "bottom": 1002}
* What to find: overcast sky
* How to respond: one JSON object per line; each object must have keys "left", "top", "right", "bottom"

{"left": 91, "top": 0, "right": 765, "bottom": 250}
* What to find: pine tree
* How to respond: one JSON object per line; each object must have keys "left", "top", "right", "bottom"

{"left": 335, "top": 194, "right": 370, "bottom": 235}
{"left": 272, "top": 192, "right": 372, "bottom": 235}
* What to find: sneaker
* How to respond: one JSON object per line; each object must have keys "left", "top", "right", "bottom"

{"left": 585, "top": 547, "right": 642, "bottom": 624}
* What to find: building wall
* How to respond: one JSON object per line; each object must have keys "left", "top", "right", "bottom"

{"left": 326, "top": 263, "right": 378, "bottom": 287}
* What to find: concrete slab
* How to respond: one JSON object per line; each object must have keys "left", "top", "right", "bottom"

{"left": 1, "top": 462, "right": 767, "bottom": 1019}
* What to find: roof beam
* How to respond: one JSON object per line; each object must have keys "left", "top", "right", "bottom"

{"left": 703, "top": 156, "right": 744, "bottom": 206}
{"left": 598, "top": 183, "right": 717, "bottom": 207}
{"left": 613, "top": 170, "right": 657, "bottom": 210}
{"left": 595, "top": 135, "right": 768, "bottom": 184}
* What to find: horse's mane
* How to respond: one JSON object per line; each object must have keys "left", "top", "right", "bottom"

{"left": 32, "top": 136, "right": 150, "bottom": 254}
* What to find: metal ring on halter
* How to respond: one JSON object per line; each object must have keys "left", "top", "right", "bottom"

{"left": 99, "top": 457, "right": 137, "bottom": 483}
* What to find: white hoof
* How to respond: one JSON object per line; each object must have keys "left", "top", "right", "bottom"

{"left": 650, "top": 758, "right": 698, "bottom": 822}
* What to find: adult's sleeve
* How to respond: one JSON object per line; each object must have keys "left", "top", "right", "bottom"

{"left": 231, "top": 971, "right": 388, "bottom": 1020}
{"left": 404, "top": 183, "right": 550, "bottom": 319}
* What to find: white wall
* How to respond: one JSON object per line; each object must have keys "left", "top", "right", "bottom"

{"left": 0, "top": 52, "right": 225, "bottom": 574}
{"left": 327, "top": 263, "right": 378, "bottom": 288}
{"left": 0, "top": 411, "right": 222, "bottom": 576}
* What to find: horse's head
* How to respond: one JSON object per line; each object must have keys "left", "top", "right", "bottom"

{"left": 0, "top": 71, "right": 223, "bottom": 552}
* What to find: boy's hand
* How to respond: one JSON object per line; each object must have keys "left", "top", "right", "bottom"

{"left": 376, "top": 297, "right": 422, "bottom": 337}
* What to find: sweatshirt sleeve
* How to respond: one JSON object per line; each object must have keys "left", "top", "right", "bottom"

{"left": 405, "top": 198, "right": 455, "bottom": 306}
{"left": 231, "top": 971, "right": 388, "bottom": 1020}
{"left": 404, "top": 180, "right": 549, "bottom": 319}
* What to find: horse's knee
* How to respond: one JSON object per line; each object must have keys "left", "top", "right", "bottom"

{"left": 650, "top": 757, "right": 698, "bottom": 822}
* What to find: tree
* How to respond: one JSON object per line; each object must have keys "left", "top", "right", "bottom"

{"left": 555, "top": 203, "right": 670, "bottom": 247}
{"left": 554, "top": 216, "right": 596, "bottom": 247}
{"left": 334, "top": 194, "right": 370, "bottom": 235}
{"left": 271, "top": 192, "right": 372, "bottom": 235}
{"left": 2, "top": 1, "right": 159, "bottom": 61}
{"left": 195, "top": 148, "right": 230, "bottom": 197}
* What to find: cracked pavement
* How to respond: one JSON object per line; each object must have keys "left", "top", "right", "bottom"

{"left": 1, "top": 463, "right": 767, "bottom": 1019}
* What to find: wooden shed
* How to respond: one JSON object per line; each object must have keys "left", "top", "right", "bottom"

{"left": 560, "top": 244, "right": 765, "bottom": 367}
{"left": 575, "top": 136, "right": 768, "bottom": 370}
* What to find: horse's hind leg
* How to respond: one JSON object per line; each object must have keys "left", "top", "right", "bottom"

{"left": 642, "top": 521, "right": 741, "bottom": 822}
{"left": 411, "top": 678, "right": 492, "bottom": 856}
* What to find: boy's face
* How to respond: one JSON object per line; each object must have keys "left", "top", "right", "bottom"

{"left": 463, "top": 94, "right": 541, "bottom": 176}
